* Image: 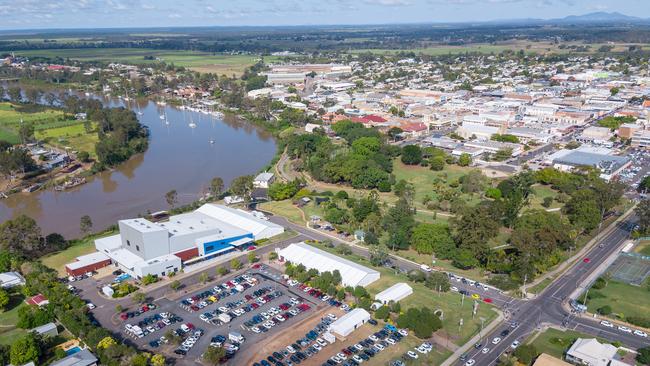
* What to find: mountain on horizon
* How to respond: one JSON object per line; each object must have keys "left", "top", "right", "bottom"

{"left": 558, "top": 11, "right": 643, "bottom": 23}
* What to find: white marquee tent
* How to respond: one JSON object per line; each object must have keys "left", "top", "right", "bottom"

{"left": 277, "top": 242, "right": 380, "bottom": 287}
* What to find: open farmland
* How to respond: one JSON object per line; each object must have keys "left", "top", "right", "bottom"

{"left": 15, "top": 48, "right": 283, "bottom": 76}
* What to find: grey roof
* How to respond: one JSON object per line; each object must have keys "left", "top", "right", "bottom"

{"left": 50, "top": 349, "right": 97, "bottom": 366}
{"left": 552, "top": 151, "right": 630, "bottom": 174}
{"left": 31, "top": 322, "right": 57, "bottom": 335}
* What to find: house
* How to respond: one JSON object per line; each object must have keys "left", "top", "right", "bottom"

{"left": 31, "top": 322, "right": 58, "bottom": 338}
{"left": 329, "top": 308, "right": 371, "bottom": 338}
{"left": 50, "top": 349, "right": 98, "bottom": 366}
{"left": 253, "top": 172, "right": 275, "bottom": 189}
{"left": 565, "top": 338, "right": 618, "bottom": 366}
{"left": 26, "top": 294, "right": 49, "bottom": 307}
{"left": 0, "top": 271, "right": 26, "bottom": 288}
{"left": 65, "top": 252, "right": 112, "bottom": 277}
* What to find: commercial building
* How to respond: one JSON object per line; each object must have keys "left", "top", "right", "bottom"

{"left": 374, "top": 283, "right": 413, "bottom": 304}
{"left": 546, "top": 147, "right": 631, "bottom": 181}
{"left": 565, "top": 338, "right": 619, "bottom": 366}
{"left": 277, "top": 242, "right": 380, "bottom": 287}
{"left": 329, "top": 308, "right": 371, "bottom": 338}
{"left": 84, "top": 204, "right": 283, "bottom": 279}
{"left": 0, "top": 271, "right": 25, "bottom": 288}
{"left": 631, "top": 130, "right": 650, "bottom": 149}
{"left": 618, "top": 123, "right": 642, "bottom": 139}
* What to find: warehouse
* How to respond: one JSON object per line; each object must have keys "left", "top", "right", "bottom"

{"left": 546, "top": 147, "right": 631, "bottom": 181}
{"left": 65, "top": 252, "right": 112, "bottom": 277}
{"left": 80, "top": 204, "right": 284, "bottom": 279}
{"left": 375, "top": 283, "right": 413, "bottom": 304}
{"left": 277, "top": 242, "right": 380, "bottom": 287}
{"left": 329, "top": 308, "right": 371, "bottom": 338}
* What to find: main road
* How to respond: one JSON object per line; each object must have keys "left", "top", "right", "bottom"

{"left": 457, "top": 216, "right": 650, "bottom": 365}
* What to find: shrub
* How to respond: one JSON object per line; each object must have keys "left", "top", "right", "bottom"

{"left": 513, "top": 344, "right": 538, "bottom": 365}
{"left": 597, "top": 305, "right": 612, "bottom": 315}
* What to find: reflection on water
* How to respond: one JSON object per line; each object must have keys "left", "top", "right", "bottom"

{"left": 0, "top": 95, "right": 276, "bottom": 238}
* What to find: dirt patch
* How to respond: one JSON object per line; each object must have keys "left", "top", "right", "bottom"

{"left": 242, "top": 306, "right": 345, "bottom": 365}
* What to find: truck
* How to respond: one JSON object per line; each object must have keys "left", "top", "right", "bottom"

{"left": 218, "top": 313, "right": 232, "bottom": 324}
{"left": 229, "top": 331, "right": 245, "bottom": 343}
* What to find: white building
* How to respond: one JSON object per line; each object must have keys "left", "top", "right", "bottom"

{"left": 565, "top": 338, "right": 618, "bottom": 366}
{"left": 0, "top": 271, "right": 25, "bottom": 288}
{"left": 253, "top": 172, "right": 275, "bottom": 189}
{"left": 375, "top": 283, "right": 413, "bottom": 304}
{"left": 277, "top": 242, "right": 380, "bottom": 287}
{"left": 329, "top": 308, "right": 371, "bottom": 338}
{"left": 93, "top": 204, "right": 283, "bottom": 279}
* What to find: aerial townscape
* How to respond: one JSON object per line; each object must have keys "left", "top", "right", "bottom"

{"left": 2, "top": 1, "right": 650, "bottom": 366}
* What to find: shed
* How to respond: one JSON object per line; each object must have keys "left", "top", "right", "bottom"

{"left": 0, "top": 271, "right": 26, "bottom": 288}
{"left": 329, "top": 308, "right": 371, "bottom": 338}
{"left": 31, "top": 322, "right": 58, "bottom": 337}
{"left": 375, "top": 283, "right": 413, "bottom": 304}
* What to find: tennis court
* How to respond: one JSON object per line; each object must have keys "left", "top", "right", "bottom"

{"left": 608, "top": 252, "right": 650, "bottom": 286}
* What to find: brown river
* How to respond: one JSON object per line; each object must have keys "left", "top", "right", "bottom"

{"left": 0, "top": 95, "right": 276, "bottom": 238}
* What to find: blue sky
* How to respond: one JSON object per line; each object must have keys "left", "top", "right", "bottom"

{"left": 0, "top": 0, "right": 647, "bottom": 30}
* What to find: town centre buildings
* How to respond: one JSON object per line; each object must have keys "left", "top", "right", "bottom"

{"left": 66, "top": 204, "right": 283, "bottom": 279}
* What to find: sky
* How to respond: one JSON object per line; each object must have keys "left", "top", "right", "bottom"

{"left": 0, "top": 0, "right": 648, "bottom": 30}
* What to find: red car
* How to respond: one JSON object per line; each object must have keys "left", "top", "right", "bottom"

{"left": 120, "top": 313, "right": 128, "bottom": 320}
{"left": 483, "top": 298, "right": 493, "bottom": 304}
{"left": 252, "top": 264, "right": 261, "bottom": 269}
{"left": 247, "top": 246, "right": 257, "bottom": 251}
{"left": 583, "top": 258, "right": 591, "bottom": 263}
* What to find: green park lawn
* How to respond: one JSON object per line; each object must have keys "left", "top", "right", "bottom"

{"left": 584, "top": 278, "right": 650, "bottom": 320}
{"left": 259, "top": 200, "right": 306, "bottom": 225}
{"left": 0, "top": 102, "right": 66, "bottom": 144}
{"left": 527, "top": 184, "right": 562, "bottom": 211}
{"left": 41, "top": 230, "right": 117, "bottom": 275}
{"left": 307, "top": 241, "right": 498, "bottom": 347}
{"left": 0, "top": 294, "right": 28, "bottom": 345}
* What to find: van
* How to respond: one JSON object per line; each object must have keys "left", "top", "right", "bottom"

{"left": 229, "top": 331, "right": 245, "bottom": 343}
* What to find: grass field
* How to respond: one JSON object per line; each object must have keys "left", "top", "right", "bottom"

{"left": 527, "top": 328, "right": 592, "bottom": 360}
{"left": 15, "top": 48, "right": 283, "bottom": 76}
{"left": 41, "top": 230, "right": 117, "bottom": 275}
{"left": 0, "top": 102, "right": 66, "bottom": 144}
{"left": 0, "top": 294, "right": 28, "bottom": 345}
{"left": 308, "top": 241, "right": 498, "bottom": 346}
{"left": 583, "top": 278, "right": 650, "bottom": 320}
{"left": 35, "top": 122, "right": 99, "bottom": 157}
{"left": 634, "top": 240, "right": 650, "bottom": 256}
{"left": 259, "top": 200, "right": 306, "bottom": 225}
{"left": 528, "top": 184, "right": 561, "bottom": 211}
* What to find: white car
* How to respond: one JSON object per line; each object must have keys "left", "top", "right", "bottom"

{"left": 420, "top": 264, "right": 432, "bottom": 272}
{"left": 465, "top": 360, "right": 475, "bottom": 366}
{"left": 313, "top": 344, "right": 322, "bottom": 351}
{"left": 398, "top": 329, "right": 409, "bottom": 337}
{"left": 286, "top": 346, "right": 296, "bottom": 353}
{"left": 634, "top": 330, "right": 648, "bottom": 338}
{"left": 481, "top": 347, "right": 490, "bottom": 354}
{"left": 251, "top": 326, "right": 261, "bottom": 333}
{"left": 451, "top": 286, "right": 459, "bottom": 292}
{"left": 600, "top": 320, "right": 614, "bottom": 328}
{"left": 510, "top": 340, "right": 521, "bottom": 349}
{"left": 386, "top": 338, "right": 396, "bottom": 345}
{"left": 352, "top": 355, "right": 364, "bottom": 363}
{"left": 354, "top": 344, "right": 364, "bottom": 351}
{"left": 492, "top": 337, "right": 501, "bottom": 344}
{"left": 416, "top": 346, "right": 428, "bottom": 354}
{"left": 618, "top": 325, "right": 632, "bottom": 333}
{"left": 407, "top": 351, "right": 418, "bottom": 359}
{"left": 86, "top": 303, "right": 96, "bottom": 310}
{"left": 336, "top": 352, "right": 347, "bottom": 360}
{"left": 369, "top": 335, "right": 379, "bottom": 342}
{"left": 317, "top": 338, "right": 328, "bottom": 347}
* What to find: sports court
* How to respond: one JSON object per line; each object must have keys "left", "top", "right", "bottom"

{"left": 608, "top": 252, "right": 650, "bottom": 286}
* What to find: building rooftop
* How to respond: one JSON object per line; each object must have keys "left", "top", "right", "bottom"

{"left": 49, "top": 349, "right": 98, "bottom": 366}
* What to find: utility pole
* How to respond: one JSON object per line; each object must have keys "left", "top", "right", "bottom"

{"left": 522, "top": 273, "right": 528, "bottom": 299}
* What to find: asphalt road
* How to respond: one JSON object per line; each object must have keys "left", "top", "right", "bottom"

{"left": 458, "top": 216, "right": 650, "bottom": 366}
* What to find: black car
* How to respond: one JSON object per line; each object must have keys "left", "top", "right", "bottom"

{"left": 273, "top": 352, "right": 284, "bottom": 360}
{"left": 368, "top": 318, "right": 378, "bottom": 326}
{"left": 500, "top": 329, "right": 510, "bottom": 337}
{"left": 474, "top": 342, "right": 483, "bottom": 349}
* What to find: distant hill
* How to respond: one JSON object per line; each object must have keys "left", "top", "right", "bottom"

{"left": 557, "top": 12, "right": 644, "bottom": 23}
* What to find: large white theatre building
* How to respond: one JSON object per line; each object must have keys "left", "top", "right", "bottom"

{"left": 69, "top": 204, "right": 284, "bottom": 279}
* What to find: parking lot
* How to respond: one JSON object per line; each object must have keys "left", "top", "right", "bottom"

{"left": 77, "top": 263, "right": 341, "bottom": 365}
